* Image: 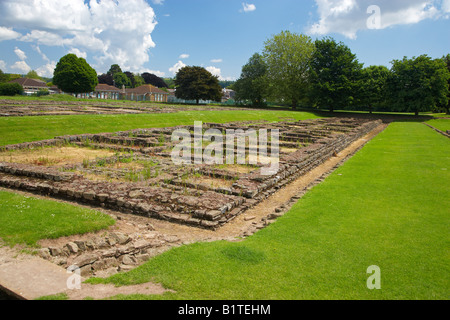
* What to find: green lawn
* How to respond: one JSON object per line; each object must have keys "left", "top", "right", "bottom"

{"left": 0, "top": 110, "right": 323, "bottom": 146}
{"left": 88, "top": 122, "right": 449, "bottom": 300}
{"left": 427, "top": 119, "right": 450, "bottom": 132}
{"left": 0, "top": 190, "right": 115, "bottom": 247}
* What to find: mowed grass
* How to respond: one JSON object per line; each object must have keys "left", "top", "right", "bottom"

{"left": 427, "top": 118, "right": 450, "bottom": 132}
{"left": 0, "top": 109, "right": 323, "bottom": 146}
{"left": 88, "top": 122, "right": 449, "bottom": 300}
{"left": 0, "top": 190, "right": 115, "bottom": 247}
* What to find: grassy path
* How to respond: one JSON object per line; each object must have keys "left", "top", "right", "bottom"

{"left": 0, "top": 110, "right": 323, "bottom": 146}
{"left": 89, "top": 122, "right": 449, "bottom": 300}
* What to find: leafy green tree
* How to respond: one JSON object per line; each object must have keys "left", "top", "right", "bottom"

{"left": 164, "top": 78, "right": 175, "bottom": 89}
{"left": 107, "top": 64, "right": 122, "bottom": 78}
{"left": 234, "top": 53, "right": 268, "bottom": 106}
{"left": 133, "top": 74, "right": 145, "bottom": 88}
{"left": 53, "top": 54, "right": 98, "bottom": 94}
{"left": 113, "top": 72, "right": 131, "bottom": 88}
{"left": 0, "top": 83, "right": 24, "bottom": 96}
{"left": 309, "top": 37, "right": 363, "bottom": 112}
{"left": 174, "top": 66, "right": 222, "bottom": 104}
{"left": 355, "top": 65, "right": 390, "bottom": 113}
{"left": 25, "top": 70, "right": 43, "bottom": 80}
{"left": 0, "top": 69, "right": 9, "bottom": 83}
{"left": 263, "top": 31, "right": 315, "bottom": 108}
{"left": 443, "top": 54, "right": 450, "bottom": 114}
{"left": 386, "top": 55, "right": 450, "bottom": 116}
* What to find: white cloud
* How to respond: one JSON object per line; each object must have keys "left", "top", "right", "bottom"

{"left": 205, "top": 66, "right": 235, "bottom": 81}
{"left": 442, "top": 0, "right": 450, "bottom": 12}
{"left": 11, "top": 61, "right": 31, "bottom": 74}
{"left": 14, "top": 47, "right": 27, "bottom": 60}
{"left": 36, "top": 61, "right": 57, "bottom": 78}
{"left": 32, "top": 45, "right": 50, "bottom": 62}
{"left": 68, "top": 48, "right": 87, "bottom": 59}
{"left": 241, "top": 3, "right": 256, "bottom": 13}
{"left": 179, "top": 54, "right": 190, "bottom": 59}
{"left": 0, "top": 60, "right": 6, "bottom": 70}
{"left": 308, "top": 0, "right": 442, "bottom": 39}
{"left": 0, "top": 27, "right": 21, "bottom": 41}
{"left": 211, "top": 59, "right": 223, "bottom": 63}
{"left": 206, "top": 66, "right": 221, "bottom": 78}
{"left": 169, "top": 60, "right": 186, "bottom": 75}
{"left": 152, "top": 0, "right": 165, "bottom": 4}
{"left": 0, "top": 0, "right": 158, "bottom": 72}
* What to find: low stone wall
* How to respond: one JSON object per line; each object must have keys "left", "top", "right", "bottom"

{"left": 0, "top": 118, "right": 383, "bottom": 230}
{"left": 37, "top": 230, "right": 181, "bottom": 277}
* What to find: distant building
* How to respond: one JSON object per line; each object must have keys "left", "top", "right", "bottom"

{"left": 94, "top": 84, "right": 121, "bottom": 100}
{"left": 122, "top": 85, "right": 169, "bottom": 102}
{"left": 222, "top": 88, "right": 235, "bottom": 102}
{"left": 8, "top": 78, "right": 60, "bottom": 95}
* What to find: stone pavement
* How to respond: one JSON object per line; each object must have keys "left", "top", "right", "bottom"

{"left": 0, "top": 246, "right": 74, "bottom": 300}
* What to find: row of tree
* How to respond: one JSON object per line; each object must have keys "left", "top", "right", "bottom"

{"left": 97, "top": 64, "right": 169, "bottom": 89}
{"left": 234, "top": 31, "right": 450, "bottom": 115}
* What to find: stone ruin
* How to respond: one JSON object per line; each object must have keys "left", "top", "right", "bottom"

{"left": 0, "top": 118, "right": 382, "bottom": 231}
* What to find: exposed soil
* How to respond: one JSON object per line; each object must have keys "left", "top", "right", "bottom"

{"left": 64, "top": 282, "right": 172, "bottom": 300}
{"left": 0, "top": 147, "right": 116, "bottom": 167}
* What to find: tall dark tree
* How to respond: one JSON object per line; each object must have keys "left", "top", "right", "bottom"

{"left": 355, "top": 65, "right": 390, "bottom": 113}
{"left": 443, "top": 54, "right": 450, "bottom": 114}
{"left": 98, "top": 73, "right": 114, "bottom": 86}
{"left": 141, "top": 72, "right": 169, "bottom": 88}
{"left": 174, "top": 66, "right": 222, "bottom": 104}
{"left": 386, "top": 55, "right": 450, "bottom": 116}
{"left": 53, "top": 54, "right": 98, "bottom": 94}
{"left": 309, "top": 37, "right": 363, "bottom": 112}
{"left": 234, "top": 53, "right": 268, "bottom": 106}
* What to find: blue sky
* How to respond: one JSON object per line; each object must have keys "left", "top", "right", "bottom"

{"left": 0, "top": 0, "right": 449, "bottom": 80}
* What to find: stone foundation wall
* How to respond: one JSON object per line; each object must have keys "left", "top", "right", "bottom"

{"left": 0, "top": 118, "right": 383, "bottom": 229}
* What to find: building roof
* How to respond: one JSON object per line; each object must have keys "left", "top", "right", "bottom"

{"left": 9, "top": 78, "right": 48, "bottom": 88}
{"left": 95, "top": 84, "right": 121, "bottom": 92}
{"left": 126, "top": 85, "right": 169, "bottom": 95}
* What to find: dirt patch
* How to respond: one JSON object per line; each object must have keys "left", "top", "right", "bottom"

{"left": 0, "top": 147, "right": 115, "bottom": 167}
{"left": 65, "top": 282, "right": 172, "bottom": 300}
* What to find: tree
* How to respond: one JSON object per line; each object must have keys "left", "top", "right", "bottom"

{"left": 443, "top": 54, "right": 450, "bottom": 114}
{"left": 386, "top": 55, "right": 450, "bottom": 116}
{"left": 262, "top": 31, "right": 315, "bottom": 108}
{"left": 53, "top": 54, "right": 98, "bottom": 94}
{"left": 25, "top": 70, "right": 43, "bottom": 80}
{"left": 141, "top": 73, "right": 169, "bottom": 88}
{"left": 0, "top": 69, "right": 9, "bottom": 83}
{"left": 98, "top": 73, "right": 114, "bottom": 86}
{"left": 0, "top": 83, "right": 23, "bottom": 96}
{"left": 309, "top": 37, "right": 362, "bottom": 112}
{"left": 113, "top": 72, "right": 131, "bottom": 89}
{"left": 107, "top": 64, "right": 122, "bottom": 78}
{"left": 134, "top": 73, "right": 145, "bottom": 88}
{"left": 355, "top": 65, "right": 390, "bottom": 113}
{"left": 174, "top": 66, "right": 222, "bottom": 104}
{"left": 124, "top": 72, "right": 136, "bottom": 88}
{"left": 234, "top": 53, "right": 268, "bottom": 106}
